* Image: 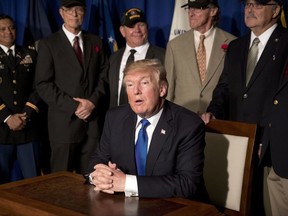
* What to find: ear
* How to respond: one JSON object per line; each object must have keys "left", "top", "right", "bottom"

{"left": 59, "top": 8, "right": 64, "bottom": 18}
{"left": 119, "top": 26, "right": 126, "bottom": 38}
{"left": 159, "top": 82, "right": 168, "bottom": 98}
{"left": 272, "top": 5, "right": 281, "bottom": 19}
{"left": 210, "top": 7, "right": 218, "bottom": 17}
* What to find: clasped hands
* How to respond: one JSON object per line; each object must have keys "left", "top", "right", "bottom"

{"left": 73, "top": 97, "right": 95, "bottom": 121}
{"left": 6, "top": 112, "right": 27, "bottom": 131}
{"left": 90, "top": 161, "right": 126, "bottom": 194}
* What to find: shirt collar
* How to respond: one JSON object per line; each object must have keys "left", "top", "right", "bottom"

{"left": 125, "top": 42, "right": 150, "bottom": 55}
{"left": 62, "top": 24, "right": 82, "bottom": 44}
{"left": 136, "top": 108, "right": 164, "bottom": 129}
{"left": 0, "top": 44, "right": 15, "bottom": 54}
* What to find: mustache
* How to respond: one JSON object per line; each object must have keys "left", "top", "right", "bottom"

{"left": 246, "top": 12, "right": 257, "bottom": 19}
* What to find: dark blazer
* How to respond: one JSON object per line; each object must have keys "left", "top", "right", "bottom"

{"left": 207, "top": 25, "right": 288, "bottom": 127}
{"left": 108, "top": 45, "right": 165, "bottom": 108}
{"left": 0, "top": 46, "right": 41, "bottom": 144}
{"left": 260, "top": 57, "right": 288, "bottom": 178}
{"left": 88, "top": 100, "right": 207, "bottom": 199}
{"left": 35, "top": 29, "right": 109, "bottom": 143}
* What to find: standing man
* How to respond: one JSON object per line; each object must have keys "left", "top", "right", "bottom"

{"left": 0, "top": 14, "right": 40, "bottom": 183}
{"left": 165, "top": 0, "right": 236, "bottom": 114}
{"left": 108, "top": 8, "right": 165, "bottom": 108}
{"left": 35, "top": 0, "right": 109, "bottom": 174}
{"left": 201, "top": 0, "right": 288, "bottom": 214}
{"left": 87, "top": 59, "right": 207, "bottom": 200}
{"left": 260, "top": 57, "right": 288, "bottom": 215}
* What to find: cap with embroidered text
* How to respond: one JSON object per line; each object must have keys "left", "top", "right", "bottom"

{"left": 121, "top": 8, "right": 146, "bottom": 28}
{"left": 61, "top": 0, "right": 86, "bottom": 8}
{"left": 181, "top": 0, "right": 219, "bottom": 8}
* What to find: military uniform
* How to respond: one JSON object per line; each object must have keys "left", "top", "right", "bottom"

{"left": 0, "top": 45, "right": 41, "bottom": 183}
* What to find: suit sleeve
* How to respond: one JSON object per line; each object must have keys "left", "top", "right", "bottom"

{"left": 87, "top": 39, "right": 110, "bottom": 114}
{"left": 206, "top": 44, "right": 231, "bottom": 119}
{"left": 137, "top": 119, "right": 206, "bottom": 199}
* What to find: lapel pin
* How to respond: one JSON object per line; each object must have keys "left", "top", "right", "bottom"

{"left": 161, "top": 129, "right": 166, "bottom": 135}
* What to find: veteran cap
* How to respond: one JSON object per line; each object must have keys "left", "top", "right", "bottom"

{"left": 121, "top": 8, "right": 146, "bottom": 28}
{"left": 61, "top": 0, "right": 86, "bottom": 8}
{"left": 181, "top": 0, "right": 219, "bottom": 8}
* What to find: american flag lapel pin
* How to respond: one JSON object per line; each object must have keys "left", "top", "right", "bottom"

{"left": 161, "top": 129, "right": 166, "bottom": 135}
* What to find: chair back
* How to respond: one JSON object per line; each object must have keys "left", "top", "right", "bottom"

{"left": 204, "top": 119, "right": 257, "bottom": 216}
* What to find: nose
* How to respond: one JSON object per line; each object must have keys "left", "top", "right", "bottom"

{"left": 133, "top": 84, "right": 141, "bottom": 95}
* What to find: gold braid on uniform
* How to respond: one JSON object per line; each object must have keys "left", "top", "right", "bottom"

{"left": 25, "top": 102, "right": 39, "bottom": 113}
{"left": 0, "top": 104, "right": 6, "bottom": 111}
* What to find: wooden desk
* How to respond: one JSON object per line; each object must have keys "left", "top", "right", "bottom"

{"left": 0, "top": 172, "right": 222, "bottom": 216}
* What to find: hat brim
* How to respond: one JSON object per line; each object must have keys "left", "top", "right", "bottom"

{"left": 123, "top": 18, "right": 146, "bottom": 28}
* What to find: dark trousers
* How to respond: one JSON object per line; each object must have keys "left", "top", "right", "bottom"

{"left": 50, "top": 136, "right": 99, "bottom": 174}
{"left": 0, "top": 141, "right": 39, "bottom": 184}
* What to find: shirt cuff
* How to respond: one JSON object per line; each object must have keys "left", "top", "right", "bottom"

{"left": 124, "top": 174, "right": 138, "bottom": 197}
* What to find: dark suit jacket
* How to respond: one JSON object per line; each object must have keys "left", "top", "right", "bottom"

{"left": 260, "top": 57, "right": 288, "bottom": 178}
{"left": 88, "top": 100, "right": 207, "bottom": 199}
{"left": 35, "top": 29, "right": 109, "bottom": 143}
{"left": 207, "top": 25, "right": 288, "bottom": 127}
{"left": 108, "top": 45, "right": 165, "bottom": 108}
{"left": 0, "top": 46, "right": 41, "bottom": 144}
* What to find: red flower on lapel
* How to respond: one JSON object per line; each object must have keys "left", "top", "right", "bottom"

{"left": 221, "top": 44, "right": 228, "bottom": 52}
{"left": 95, "top": 45, "right": 100, "bottom": 53}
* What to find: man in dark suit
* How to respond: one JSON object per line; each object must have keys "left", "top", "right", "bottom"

{"left": 0, "top": 14, "right": 41, "bottom": 183}
{"left": 35, "top": 0, "right": 109, "bottom": 174}
{"left": 87, "top": 59, "right": 207, "bottom": 199}
{"left": 260, "top": 57, "right": 288, "bottom": 215}
{"left": 201, "top": 0, "right": 288, "bottom": 214}
{"left": 108, "top": 8, "right": 165, "bottom": 108}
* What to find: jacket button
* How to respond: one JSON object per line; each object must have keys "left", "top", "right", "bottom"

{"left": 269, "top": 123, "right": 272, "bottom": 127}
{"left": 14, "top": 101, "right": 17, "bottom": 105}
{"left": 273, "top": 100, "right": 278, "bottom": 105}
{"left": 243, "top": 94, "right": 248, "bottom": 99}
{"left": 13, "top": 91, "right": 17, "bottom": 94}
{"left": 12, "top": 80, "right": 16, "bottom": 84}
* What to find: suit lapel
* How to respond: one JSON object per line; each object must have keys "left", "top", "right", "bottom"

{"left": 123, "top": 110, "right": 138, "bottom": 172}
{"left": 111, "top": 48, "right": 125, "bottom": 95}
{"left": 146, "top": 102, "right": 172, "bottom": 175}
{"left": 247, "top": 26, "right": 283, "bottom": 88}
{"left": 203, "top": 28, "right": 229, "bottom": 88}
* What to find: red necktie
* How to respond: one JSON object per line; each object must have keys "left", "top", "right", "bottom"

{"left": 73, "top": 36, "right": 83, "bottom": 65}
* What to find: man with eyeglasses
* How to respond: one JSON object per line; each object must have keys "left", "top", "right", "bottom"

{"left": 165, "top": 0, "right": 236, "bottom": 114}
{"left": 201, "top": 0, "right": 288, "bottom": 215}
{"left": 35, "top": 0, "right": 109, "bottom": 175}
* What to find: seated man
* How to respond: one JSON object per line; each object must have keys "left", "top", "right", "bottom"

{"left": 86, "top": 59, "right": 207, "bottom": 200}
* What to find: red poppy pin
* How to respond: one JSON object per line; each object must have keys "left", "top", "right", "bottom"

{"left": 221, "top": 44, "right": 228, "bottom": 52}
{"left": 95, "top": 46, "right": 100, "bottom": 53}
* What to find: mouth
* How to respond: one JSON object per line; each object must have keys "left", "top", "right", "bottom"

{"left": 135, "top": 99, "right": 144, "bottom": 105}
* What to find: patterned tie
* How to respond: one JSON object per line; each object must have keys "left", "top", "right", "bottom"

{"left": 73, "top": 36, "right": 83, "bottom": 66}
{"left": 119, "top": 49, "right": 137, "bottom": 105}
{"left": 135, "top": 119, "right": 150, "bottom": 176}
{"left": 246, "top": 37, "right": 260, "bottom": 86}
{"left": 196, "top": 34, "right": 206, "bottom": 84}
{"left": 8, "top": 49, "right": 15, "bottom": 65}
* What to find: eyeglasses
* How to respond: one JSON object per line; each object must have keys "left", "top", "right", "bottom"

{"left": 244, "top": 2, "right": 277, "bottom": 9}
{"left": 62, "top": 7, "right": 85, "bottom": 15}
